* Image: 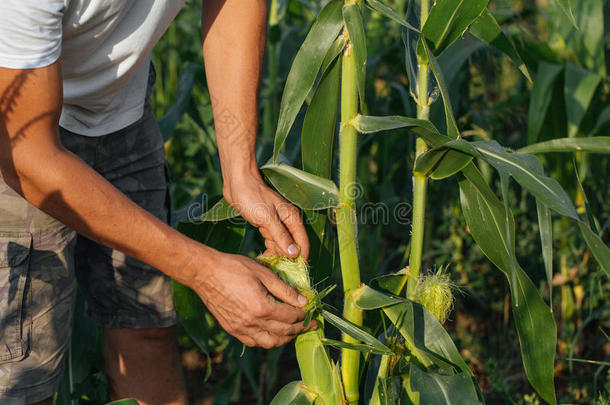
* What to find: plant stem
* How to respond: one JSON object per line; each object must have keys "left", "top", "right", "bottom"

{"left": 406, "top": 0, "right": 430, "bottom": 299}
{"left": 338, "top": 39, "right": 363, "bottom": 405}
{"left": 369, "top": 355, "right": 391, "bottom": 405}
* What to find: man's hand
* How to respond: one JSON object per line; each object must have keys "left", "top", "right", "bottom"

{"left": 202, "top": 0, "right": 310, "bottom": 260}
{"left": 223, "top": 171, "right": 310, "bottom": 260}
{"left": 190, "top": 251, "right": 315, "bottom": 348}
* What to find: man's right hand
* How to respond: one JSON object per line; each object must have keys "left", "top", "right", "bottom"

{"left": 187, "top": 251, "right": 316, "bottom": 348}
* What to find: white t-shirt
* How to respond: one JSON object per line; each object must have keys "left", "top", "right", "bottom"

{"left": 0, "top": 0, "right": 186, "bottom": 136}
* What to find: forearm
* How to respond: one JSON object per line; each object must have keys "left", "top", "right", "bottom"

{"left": 2, "top": 146, "right": 213, "bottom": 286}
{"left": 201, "top": 0, "right": 267, "bottom": 184}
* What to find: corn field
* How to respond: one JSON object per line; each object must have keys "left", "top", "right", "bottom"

{"left": 56, "top": 0, "right": 609, "bottom": 404}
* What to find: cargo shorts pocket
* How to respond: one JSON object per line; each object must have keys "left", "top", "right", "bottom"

{"left": 0, "top": 232, "right": 32, "bottom": 362}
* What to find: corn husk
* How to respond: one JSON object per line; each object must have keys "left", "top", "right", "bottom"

{"left": 257, "top": 255, "right": 344, "bottom": 405}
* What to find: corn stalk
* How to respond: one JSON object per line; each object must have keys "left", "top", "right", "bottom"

{"left": 406, "top": 0, "right": 430, "bottom": 300}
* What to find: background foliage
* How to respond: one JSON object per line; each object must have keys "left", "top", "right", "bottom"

{"left": 56, "top": 0, "right": 609, "bottom": 404}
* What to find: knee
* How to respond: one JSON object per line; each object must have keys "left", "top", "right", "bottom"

{"left": 105, "top": 326, "right": 177, "bottom": 353}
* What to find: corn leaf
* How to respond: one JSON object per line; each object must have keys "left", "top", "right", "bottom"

{"left": 320, "top": 309, "right": 394, "bottom": 355}
{"left": 320, "top": 35, "right": 346, "bottom": 75}
{"left": 270, "top": 381, "right": 317, "bottom": 405}
{"left": 420, "top": 38, "right": 460, "bottom": 139}
{"left": 301, "top": 57, "right": 340, "bottom": 282}
{"left": 343, "top": 4, "right": 367, "bottom": 110}
{"left": 552, "top": 0, "right": 578, "bottom": 29}
{"left": 320, "top": 337, "right": 393, "bottom": 355}
{"left": 578, "top": 223, "right": 610, "bottom": 277}
{"left": 353, "top": 284, "right": 406, "bottom": 310}
{"left": 380, "top": 295, "right": 476, "bottom": 378}
{"left": 536, "top": 200, "right": 554, "bottom": 304}
{"left": 421, "top": 0, "right": 488, "bottom": 55}
{"left": 469, "top": 9, "right": 532, "bottom": 82}
{"left": 458, "top": 167, "right": 557, "bottom": 404}
{"left": 273, "top": 0, "right": 344, "bottom": 161}
{"left": 351, "top": 115, "right": 448, "bottom": 147}
{"left": 564, "top": 63, "right": 602, "bottom": 138}
{"left": 519, "top": 136, "right": 610, "bottom": 155}
{"left": 201, "top": 198, "right": 240, "bottom": 222}
{"left": 414, "top": 147, "right": 473, "bottom": 179}
{"left": 106, "top": 400, "right": 139, "bottom": 405}
{"left": 551, "top": 0, "right": 606, "bottom": 76}
{"left": 409, "top": 364, "right": 482, "bottom": 405}
{"left": 500, "top": 174, "right": 519, "bottom": 304}
{"left": 432, "top": 140, "right": 579, "bottom": 219}
{"left": 261, "top": 163, "right": 341, "bottom": 210}
{"left": 527, "top": 62, "right": 563, "bottom": 144}
{"left": 365, "top": 0, "right": 419, "bottom": 32}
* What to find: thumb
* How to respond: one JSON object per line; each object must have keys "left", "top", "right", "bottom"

{"left": 268, "top": 212, "right": 299, "bottom": 258}
{"left": 258, "top": 267, "right": 308, "bottom": 308}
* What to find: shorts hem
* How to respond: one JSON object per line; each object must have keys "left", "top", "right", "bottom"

{"left": 0, "top": 370, "right": 62, "bottom": 404}
{"left": 89, "top": 310, "right": 178, "bottom": 329}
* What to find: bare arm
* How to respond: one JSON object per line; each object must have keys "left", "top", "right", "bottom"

{"left": 202, "top": 0, "right": 310, "bottom": 259}
{"left": 0, "top": 62, "right": 311, "bottom": 348}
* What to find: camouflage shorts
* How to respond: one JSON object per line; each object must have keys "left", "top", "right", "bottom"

{"left": 0, "top": 75, "right": 177, "bottom": 403}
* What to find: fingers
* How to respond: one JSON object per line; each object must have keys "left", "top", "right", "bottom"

{"left": 267, "top": 210, "right": 300, "bottom": 258}
{"left": 275, "top": 199, "right": 310, "bottom": 260}
{"left": 257, "top": 265, "right": 308, "bottom": 309}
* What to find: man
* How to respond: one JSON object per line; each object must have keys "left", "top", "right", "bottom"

{"left": 0, "top": 1, "right": 312, "bottom": 404}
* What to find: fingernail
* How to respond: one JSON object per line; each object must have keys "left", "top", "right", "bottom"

{"left": 297, "top": 294, "right": 308, "bottom": 306}
{"left": 287, "top": 244, "right": 298, "bottom": 256}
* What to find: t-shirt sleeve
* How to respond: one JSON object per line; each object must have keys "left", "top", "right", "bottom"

{"left": 0, "top": 0, "right": 64, "bottom": 69}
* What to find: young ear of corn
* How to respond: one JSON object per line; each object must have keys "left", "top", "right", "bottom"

{"left": 257, "top": 255, "right": 344, "bottom": 405}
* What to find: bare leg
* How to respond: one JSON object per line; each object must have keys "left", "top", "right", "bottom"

{"left": 104, "top": 326, "right": 187, "bottom": 405}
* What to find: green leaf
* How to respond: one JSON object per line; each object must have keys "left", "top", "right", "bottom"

{"left": 415, "top": 147, "right": 473, "bottom": 179}
{"left": 320, "top": 34, "right": 346, "bottom": 75}
{"left": 420, "top": 38, "right": 459, "bottom": 139}
{"left": 422, "top": 0, "right": 488, "bottom": 55}
{"left": 158, "top": 64, "right": 200, "bottom": 141}
{"left": 343, "top": 4, "right": 367, "bottom": 110}
{"left": 527, "top": 62, "right": 563, "bottom": 144}
{"left": 578, "top": 223, "right": 610, "bottom": 277}
{"left": 301, "top": 57, "right": 340, "bottom": 283}
{"left": 443, "top": 140, "right": 579, "bottom": 219}
{"left": 351, "top": 115, "right": 449, "bottom": 147}
{"left": 409, "top": 364, "right": 482, "bottom": 405}
{"left": 201, "top": 198, "right": 240, "bottom": 222}
{"left": 106, "top": 400, "right": 140, "bottom": 405}
{"left": 564, "top": 62, "right": 602, "bottom": 138}
{"left": 302, "top": 59, "right": 340, "bottom": 180}
{"left": 458, "top": 169, "right": 557, "bottom": 404}
{"left": 270, "top": 381, "right": 317, "bottom": 405}
{"left": 536, "top": 201, "right": 554, "bottom": 304}
{"left": 261, "top": 163, "right": 341, "bottom": 210}
{"left": 353, "top": 284, "right": 407, "bottom": 310}
{"left": 500, "top": 174, "right": 519, "bottom": 303}
{"left": 550, "top": 0, "right": 606, "bottom": 76}
{"left": 519, "top": 136, "right": 610, "bottom": 154}
{"left": 370, "top": 268, "right": 411, "bottom": 296}
{"left": 273, "top": 0, "right": 344, "bottom": 161}
{"left": 552, "top": 0, "right": 578, "bottom": 29}
{"left": 381, "top": 294, "right": 476, "bottom": 378}
{"left": 469, "top": 9, "right": 532, "bottom": 82}
{"left": 320, "top": 309, "right": 394, "bottom": 355}
{"left": 365, "top": 0, "right": 420, "bottom": 32}
{"left": 320, "top": 337, "right": 393, "bottom": 355}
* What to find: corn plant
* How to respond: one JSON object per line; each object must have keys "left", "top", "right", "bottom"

{"left": 204, "top": 0, "right": 610, "bottom": 404}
